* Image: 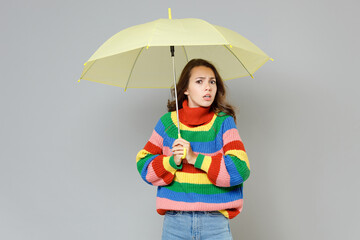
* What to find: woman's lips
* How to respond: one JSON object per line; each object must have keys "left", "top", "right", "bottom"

{"left": 203, "top": 95, "right": 212, "bottom": 101}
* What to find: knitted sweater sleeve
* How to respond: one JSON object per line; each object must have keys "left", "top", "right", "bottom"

{"left": 136, "top": 118, "right": 182, "bottom": 186}
{"left": 194, "top": 116, "right": 250, "bottom": 187}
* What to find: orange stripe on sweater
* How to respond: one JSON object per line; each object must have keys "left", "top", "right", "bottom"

{"left": 208, "top": 153, "right": 222, "bottom": 185}
{"left": 223, "top": 140, "right": 245, "bottom": 153}
{"left": 180, "top": 163, "right": 206, "bottom": 174}
{"left": 146, "top": 160, "right": 168, "bottom": 186}
{"left": 152, "top": 156, "right": 174, "bottom": 185}
{"left": 144, "top": 141, "right": 162, "bottom": 155}
{"left": 227, "top": 208, "right": 242, "bottom": 219}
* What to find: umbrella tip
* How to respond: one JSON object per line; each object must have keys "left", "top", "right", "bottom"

{"left": 270, "top": 58, "right": 274, "bottom": 61}
{"left": 78, "top": 79, "right": 81, "bottom": 82}
{"left": 168, "top": 8, "right": 172, "bottom": 19}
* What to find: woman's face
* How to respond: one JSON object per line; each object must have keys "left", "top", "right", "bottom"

{"left": 184, "top": 66, "right": 217, "bottom": 108}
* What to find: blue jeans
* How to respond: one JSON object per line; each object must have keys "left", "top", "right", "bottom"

{"left": 161, "top": 211, "right": 233, "bottom": 240}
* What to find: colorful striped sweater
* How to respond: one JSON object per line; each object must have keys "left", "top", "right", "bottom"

{"left": 136, "top": 111, "right": 250, "bottom": 219}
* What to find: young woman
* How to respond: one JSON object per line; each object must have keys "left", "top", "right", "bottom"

{"left": 136, "top": 59, "right": 251, "bottom": 240}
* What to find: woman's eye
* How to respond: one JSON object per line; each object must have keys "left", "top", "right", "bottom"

{"left": 211, "top": 80, "right": 216, "bottom": 84}
{"left": 196, "top": 80, "right": 202, "bottom": 84}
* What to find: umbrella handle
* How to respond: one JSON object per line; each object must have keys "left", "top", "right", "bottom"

{"left": 181, "top": 148, "right": 187, "bottom": 159}
{"left": 178, "top": 134, "right": 187, "bottom": 159}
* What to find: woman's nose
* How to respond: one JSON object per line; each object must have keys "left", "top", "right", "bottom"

{"left": 205, "top": 82, "right": 211, "bottom": 91}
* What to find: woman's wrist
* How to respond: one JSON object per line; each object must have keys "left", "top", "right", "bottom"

{"left": 174, "top": 156, "right": 182, "bottom": 166}
{"left": 188, "top": 152, "right": 198, "bottom": 165}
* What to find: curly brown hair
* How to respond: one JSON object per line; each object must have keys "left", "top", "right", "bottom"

{"left": 167, "top": 58, "right": 237, "bottom": 123}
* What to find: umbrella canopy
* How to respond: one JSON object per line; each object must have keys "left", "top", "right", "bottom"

{"left": 79, "top": 10, "right": 273, "bottom": 90}
{"left": 79, "top": 9, "right": 273, "bottom": 158}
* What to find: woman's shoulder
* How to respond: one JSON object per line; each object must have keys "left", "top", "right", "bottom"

{"left": 151, "top": 112, "right": 174, "bottom": 132}
{"left": 215, "top": 111, "right": 232, "bottom": 119}
{"left": 155, "top": 111, "right": 174, "bottom": 125}
{"left": 215, "top": 111, "right": 237, "bottom": 127}
{"left": 160, "top": 111, "right": 173, "bottom": 120}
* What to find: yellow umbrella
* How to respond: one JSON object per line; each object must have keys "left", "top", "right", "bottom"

{"left": 79, "top": 9, "right": 272, "bottom": 89}
{"left": 79, "top": 8, "right": 273, "bottom": 157}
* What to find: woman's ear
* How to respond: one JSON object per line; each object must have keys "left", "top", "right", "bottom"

{"left": 184, "top": 89, "right": 189, "bottom": 95}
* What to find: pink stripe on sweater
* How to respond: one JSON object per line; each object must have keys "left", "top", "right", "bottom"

{"left": 223, "top": 129, "right": 242, "bottom": 146}
{"left": 215, "top": 155, "right": 231, "bottom": 187}
{"left": 163, "top": 146, "right": 172, "bottom": 156}
{"left": 149, "top": 130, "right": 164, "bottom": 149}
{"left": 156, "top": 197, "right": 243, "bottom": 211}
{"left": 146, "top": 161, "right": 167, "bottom": 186}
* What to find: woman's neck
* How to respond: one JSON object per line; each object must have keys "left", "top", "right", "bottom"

{"left": 178, "top": 99, "right": 214, "bottom": 127}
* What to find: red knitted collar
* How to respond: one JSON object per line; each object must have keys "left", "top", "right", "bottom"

{"left": 178, "top": 99, "right": 215, "bottom": 127}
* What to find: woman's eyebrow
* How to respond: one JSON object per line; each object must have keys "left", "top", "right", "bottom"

{"left": 195, "top": 76, "right": 216, "bottom": 79}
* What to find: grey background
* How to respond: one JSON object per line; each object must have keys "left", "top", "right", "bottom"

{"left": 1, "top": 0, "right": 359, "bottom": 239}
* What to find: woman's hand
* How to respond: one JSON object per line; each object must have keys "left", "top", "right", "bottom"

{"left": 172, "top": 138, "right": 197, "bottom": 165}
{"left": 171, "top": 143, "right": 184, "bottom": 166}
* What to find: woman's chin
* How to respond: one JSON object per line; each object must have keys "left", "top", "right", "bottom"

{"left": 200, "top": 100, "right": 214, "bottom": 107}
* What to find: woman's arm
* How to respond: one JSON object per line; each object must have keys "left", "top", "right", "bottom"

{"left": 193, "top": 116, "right": 250, "bottom": 187}
{"left": 136, "top": 119, "right": 182, "bottom": 186}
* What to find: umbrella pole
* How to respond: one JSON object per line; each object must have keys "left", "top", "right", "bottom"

{"left": 170, "top": 46, "right": 186, "bottom": 159}
{"left": 170, "top": 46, "right": 181, "bottom": 138}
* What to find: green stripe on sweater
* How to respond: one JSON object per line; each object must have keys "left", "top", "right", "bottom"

{"left": 194, "top": 154, "right": 205, "bottom": 169}
{"left": 165, "top": 181, "right": 237, "bottom": 195}
{"left": 137, "top": 154, "right": 155, "bottom": 174}
{"left": 228, "top": 155, "right": 250, "bottom": 183}
{"left": 160, "top": 112, "right": 229, "bottom": 141}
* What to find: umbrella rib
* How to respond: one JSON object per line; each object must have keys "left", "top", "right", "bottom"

{"left": 181, "top": 46, "right": 189, "bottom": 62}
{"left": 146, "top": 20, "right": 160, "bottom": 49}
{"left": 223, "top": 45, "right": 254, "bottom": 78}
{"left": 201, "top": 19, "right": 257, "bottom": 78}
{"left": 80, "top": 60, "right": 97, "bottom": 79}
{"left": 125, "top": 47, "right": 145, "bottom": 91}
{"left": 200, "top": 19, "right": 230, "bottom": 45}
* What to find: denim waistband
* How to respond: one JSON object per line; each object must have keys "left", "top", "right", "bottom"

{"left": 166, "top": 210, "right": 222, "bottom": 215}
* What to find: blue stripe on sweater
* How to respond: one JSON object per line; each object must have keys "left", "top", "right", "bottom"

{"left": 154, "top": 118, "right": 167, "bottom": 138}
{"left": 224, "top": 155, "right": 244, "bottom": 186}
{"left": 156, "top": 185, "right": 243, "bottom": 203}
{"left": 140, "top": 155, "right": 158, "bottom": 185}
{"left": 160, "top": 116, "right": 238, "bottom": 155}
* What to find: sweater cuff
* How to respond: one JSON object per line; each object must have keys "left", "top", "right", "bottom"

{"left": 194, "top": 153, "right": 212, "bottom": 172}
{"left": 194, "top": 154, "right": 204, "bottom": 169}
{"left": 166, "top": 155, "right": 183, "bottom": 173}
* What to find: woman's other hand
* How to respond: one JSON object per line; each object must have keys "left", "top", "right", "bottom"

{"left": 172, "top": 138, "right": 197, "bottom": 165}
